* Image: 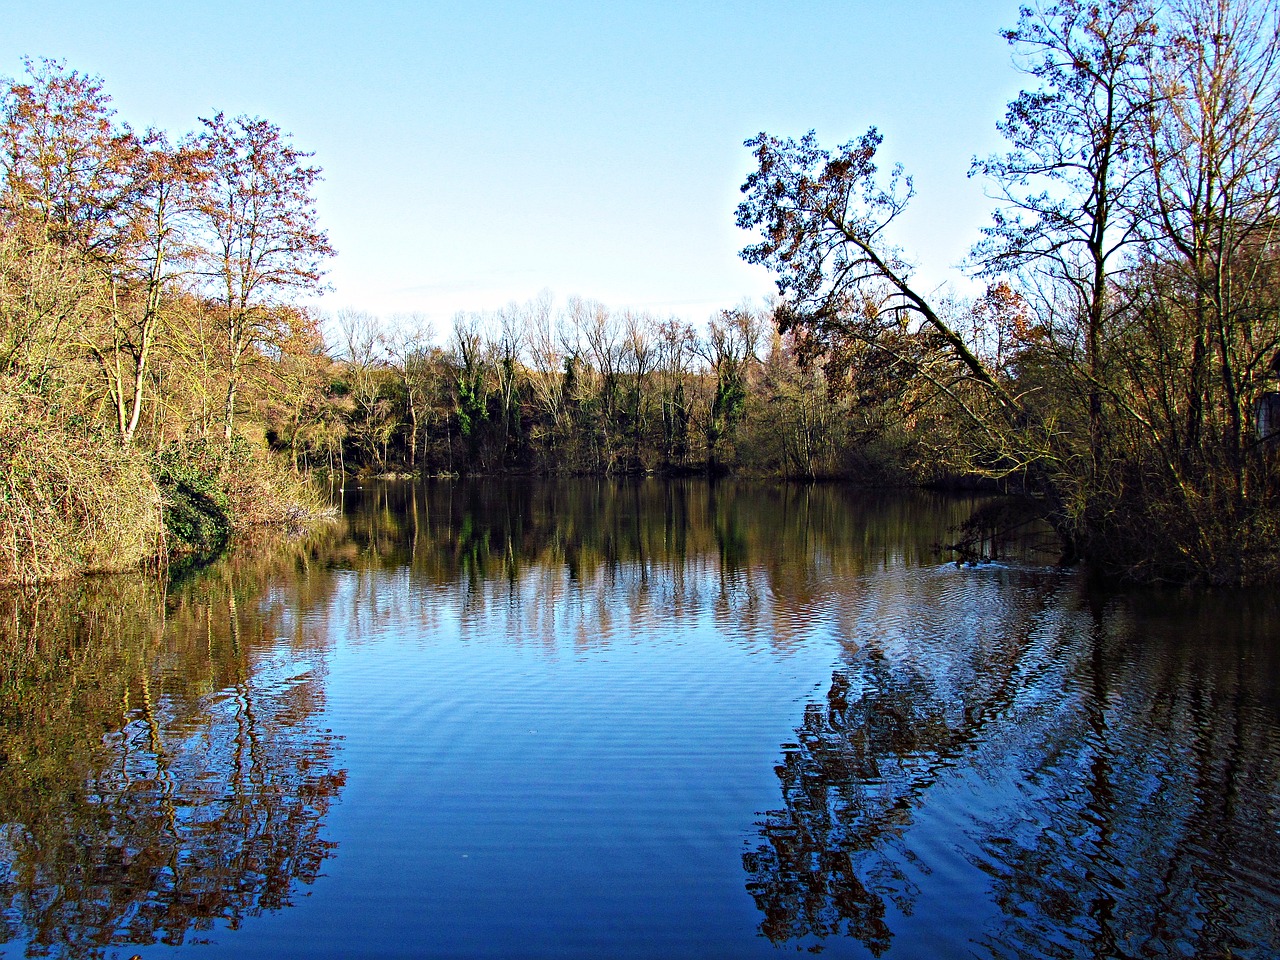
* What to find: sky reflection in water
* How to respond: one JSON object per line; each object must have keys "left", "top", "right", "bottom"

{"left": 1, "top": 479, "right": 1277, "bottom": 959}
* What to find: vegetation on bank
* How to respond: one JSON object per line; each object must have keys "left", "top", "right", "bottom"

{"left": 5, "top": 0, "right": 1280, "bottom": 586}
{"left": 0, "top": 388, "right": 329, "bottom": 584}
{"left": 0, "top": 58, "right": 332, "bottom": 584}
{"left": 735, "top": 0, "right": 1280, "bottom": 586}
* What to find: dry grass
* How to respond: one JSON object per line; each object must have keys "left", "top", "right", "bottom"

{"left": 221, "top": 442, "right": 335, "bottom": 531}
{"left": 0, "top": 387, "right": 164, "bottom": 584}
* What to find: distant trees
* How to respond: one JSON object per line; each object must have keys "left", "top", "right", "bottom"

{"left": 272, "top": 292, "right": 880, "bottom": 483}
{"left": 385, "top": 312, "right": 434, "bottom": 472}
{"left": 0, "top": 59, "right": 918, "bottom": 522}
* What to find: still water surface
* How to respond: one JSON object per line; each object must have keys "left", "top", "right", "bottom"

{"left": 1, "top": 480, "right": 1278, "bottom": 959}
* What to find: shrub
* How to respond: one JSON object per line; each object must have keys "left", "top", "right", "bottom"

{"left": 0, "top": 387, "right": 163, "bottom": 584}
{"left": 152, "top": 436, "right": 334, "bottom": 565}
{"left": 151, "top": 441, "right": 233, "bottom": 559}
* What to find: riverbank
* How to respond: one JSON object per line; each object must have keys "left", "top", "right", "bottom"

{"left": 0, "top": 391, "right": 334, "bottom": 586}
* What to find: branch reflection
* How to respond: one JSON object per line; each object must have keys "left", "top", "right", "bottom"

{"left": 971, "top": 591, "right": 1280, "bottom": 960}
{"left": 744, "top": 577, "right": 1280, "bottom": 958}
{"left": 0, "top": 532, "right": 346, "bottom": 959}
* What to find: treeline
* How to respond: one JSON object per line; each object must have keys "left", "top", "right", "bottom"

{"left": 9, "top": 0, "right": 1280, "bottom": 589}
{"left": 0, "top": 57, "right": 919, "bottom": 584}
{"left": 737, "top": 0, "right": 1280, "bottom": 585}
{"left": 0, "top": 58, "right": 331, "bottom": 581}
{"left": 311, "top": 297, "right": 917, "bottom": 482}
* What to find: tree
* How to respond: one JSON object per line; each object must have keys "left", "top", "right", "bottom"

{"left": 487, "top": 302, "right": 526, "bottom": 466}
{"left": 753, "top": 328, "right": 847, "bottom": 480}
{"left": 972, "top": 0, "right": 1160, "bottom": 481}
{"left": 1143, "top": 0, "right": 1280, "bottom": 489}
{"left": 655, "top": 316, "right": 697, "bottom": 469}
{"left": 337, "top": 308, "right": 397, "bottom": 469}
{"left": 0, "top": 60, "right": 213, "bottom": 447}
{"left": 526, "top": 292, "right": 569, "bottom": 464}
{"left": 195, "top": 112, "right": 332, "bottom": 446}
{"left": 620, "top": 310, "right": 657, "bottom": 471}
{"left": 736, "top": 128, "right": 1028, "bottom": 474}
{"left": 93, "top": 133, "right": 207, "bottom": 447}
{"left": 385, "top": 312, "right": 434, "bottom": 471}
{"left": 450, "top": 312, "right": 488, "bottom": 468}
{"left": 267, "top": 306, "right": 334, "bottom": 473}
{"left": 577, "top": 297, "right": 625, "bottom": 472}
{"left": 698, "top": 306, "right": 762, "bottom": 471}
{"left": 0, "top": 58, "right": 140, "bottom": 258}
{"left": 736, "top": 0, "right": 1280, "bottom": 582}
{"left": 0, "top": 220, "right": 97, "bottom": 389}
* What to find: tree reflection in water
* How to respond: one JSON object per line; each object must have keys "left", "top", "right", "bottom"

{"left": 744, "top": 573, "right": 1280, "bottom": 958}
{"left": 12, "top": 480, "right": 1272, "bottom": 958}
{"left": 335, "top": 478, "right": 986, "bottom": 659}
{"left": 970, "top": 592, "right": 1280, "bottom": 960}
{"left": 0, "top": 532, "right": 347, "bottom": 959}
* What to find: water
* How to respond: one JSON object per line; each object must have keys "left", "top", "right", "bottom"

{"left": 1, "top": 479, "right": 1278, "bottom": 959}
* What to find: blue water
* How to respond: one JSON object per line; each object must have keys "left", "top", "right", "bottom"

{"left": 2, "top": 480, "right": 1278, "bottom": 959}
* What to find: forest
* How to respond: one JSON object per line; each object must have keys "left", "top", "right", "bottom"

{"left": 3, "top": 0, "right": 1280, "bottom": 586}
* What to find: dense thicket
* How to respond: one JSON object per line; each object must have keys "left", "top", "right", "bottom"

{"left": 0, "top": 58, "right": 330, "bottom": 582}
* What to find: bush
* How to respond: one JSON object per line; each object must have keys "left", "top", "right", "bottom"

{"left": 0, "top": 387, "right": 164, "bottom": 584}
{"left": 219, "top": 435, "right": 331, "bottom": 529}
{"left": 152, "top": 436, "right": 334, "bottom": 565}
{"left": 151, "top": 441, "right": 233, "bottom": 559}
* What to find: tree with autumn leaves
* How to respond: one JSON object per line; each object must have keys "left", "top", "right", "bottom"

{"left": 0, "top": 58, "right": 332, "bottom": 581}
{"left": 0, "top": 58, "right": 332, "bottom": 447}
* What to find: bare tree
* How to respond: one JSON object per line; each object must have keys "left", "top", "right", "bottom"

{"left": 655, "top": 316, "right": 697, "bottom": 468}
{"left": 972, "top": 0, "right": 1160, "bottom": 476}
{"left": 525, "top": 291, "right": 568, "bottom": 460}
{"left": 1143, "top": 0, "right": 1280, "bottom": 489}
{"left": 488, "top": 301, "right": 526, "bottom": 465}
{"left": 337, "top": 308, "right": 391, "bottom": 468}
{"left": 195, "top": 112, "right": 333, "bottom": 445}
{"left": 620, "top": 310, "right": 657, "bottom": 470}
{"left": 385, "top": 312, "right": 434, "bottom": 472}
{"left": 572, "top": 297, "right": 624, "bottom": 472}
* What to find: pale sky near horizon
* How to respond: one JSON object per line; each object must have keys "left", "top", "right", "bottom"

{"left": 4, "top": 1, "right": 1027, "bottom": 333}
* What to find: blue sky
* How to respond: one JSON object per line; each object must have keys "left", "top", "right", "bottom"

{"left": 4, "top": 0, "right": 1027, "bottom": 327}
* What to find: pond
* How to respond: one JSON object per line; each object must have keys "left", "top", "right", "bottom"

{"left": 1, "top": 479, "right": 1278, "bottom": 959}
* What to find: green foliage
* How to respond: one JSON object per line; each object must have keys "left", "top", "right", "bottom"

{"left": 151, "top": 442, "right": 233, "bottom": 560}
{"left": 708, "top": 373, "right": 746, "bottom": 448}
{"left": 150, "top": 437, "right": 333, "bottom": 569}
{"left": 456, "top": 371, "right": 486, "bottom": 438}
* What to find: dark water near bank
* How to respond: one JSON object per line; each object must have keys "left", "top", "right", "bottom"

{"left": 1, "top": 480, "right": 1278, "bottom": 959}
